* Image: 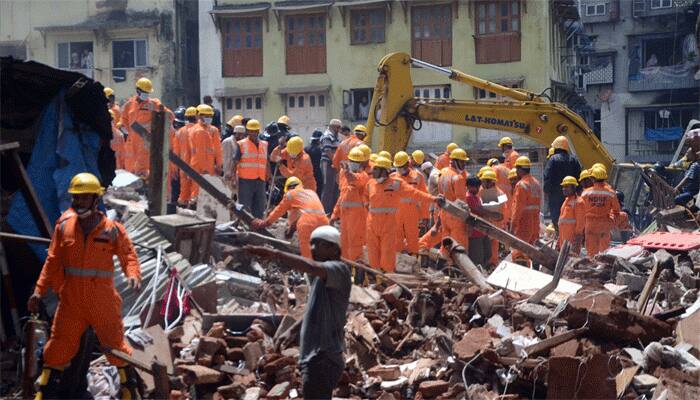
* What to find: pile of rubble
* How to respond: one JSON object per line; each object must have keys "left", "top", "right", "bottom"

{"left": 84, "top": 215, "right": 700, "bottom": 400}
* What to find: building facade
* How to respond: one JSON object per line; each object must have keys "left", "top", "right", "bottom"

{"left": 200, "top": 0, "right": 581, "bottom": 159}
{"left": 576, "top": 0, "right": 699, "bottom": 162}
{"left": 0, "top": 0, "right": 200, "bottom": 107}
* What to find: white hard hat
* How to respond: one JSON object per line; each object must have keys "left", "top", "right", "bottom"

{"left": 329, "top": 118, "right": 342, "bottom": 126}
{"left": 233, "top": 125, "right": 246, "bottom": 133}
{"left": 420, "top": 161, "right": 433, "bottom": 171}
{"left": 310, "top": 225, "right": 341, "bottom": 246}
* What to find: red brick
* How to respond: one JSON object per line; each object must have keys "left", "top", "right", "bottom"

{"left": 418, "top": 380, "right": 449, "bottom": 398}
{"left": 367, "top": 365, "right": 401, "bottom": 380}
{"left": 453, "top": 327, "right": 496, "bottom": 360}
{"left": 226, "top": 347, "right": 245, "bottom": 362}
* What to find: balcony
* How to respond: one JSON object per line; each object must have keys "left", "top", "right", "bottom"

{"left": 632, "top": 0, "right": 688, "bottom": 18}
{"left": 628, "top": 63, "right": 698, "bottom": 92}
{"left": 583, "top": 53, "right": 614, "bottom": 86}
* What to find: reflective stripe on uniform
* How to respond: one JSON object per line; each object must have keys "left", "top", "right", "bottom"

{"left": 369, "top": 207, "right": 397, "bottom": 213}
{"left": 559, "top": 218, "right": 576, "bottom": 224}
{"left": 584, "top": 190, "right": 614, "bottom": 197}
{"left": 64, "top": 267, "right": 113, "bottom": 278}
{"left": 400, "top": 198, "right": 416, "bottom": 203}
{"left": 301, "top": 209, "right": 326, "bottom": 215}
{"left": 341, "top": 201, "right": 364, "bottom": 208}
{"left": 524, "top": 205, "right": 539, "bottom": 210}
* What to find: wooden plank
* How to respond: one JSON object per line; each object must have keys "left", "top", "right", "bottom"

{"left": 151, "top": 361, "right": 170, "bottom": 400}
{"left": 148, "top": 107, "right": 167, "bottom": 216}
{"left": 524, "top": 327, "right": 588, "bottom": 357}
{"left": 11, "top": 149, "right": 53, "bottom": 238}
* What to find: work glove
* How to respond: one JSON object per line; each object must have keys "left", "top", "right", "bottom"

{"left": 27, "top": 293, "right": 41, "bottom": 314}
{"left": 127, "top": 276, "right": 142, "bottom": 291}
{"left": 251, "top": 218, "right": 267, "bottom": 230}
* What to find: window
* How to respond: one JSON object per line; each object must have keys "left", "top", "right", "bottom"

{"left": 586, "top": 2, "right": 607, "bottom": 16}
{"left": 255, "top": 97, "right": 262, "bottom": 109}
{"left": 286, "top": 14, "right": 326, "bottom": 74}
{"left": 343, "top": 88, "right": 374, "bottom": 121}
{"left": 222, "top": 17, "right": 263, "bottom": 77}
{"left": 350, "top": 8, "right": 385, "bottom": 44}
{"left": 650, "top": 0, "right": 672, "bottom": 9}
{"left": 57, "top": 41, "right": 93, "bottom": 77}
{"left": 474, "top": 1, "right": 521, "bottom": 64}
{"left": 112, "top": 39, "right": 147, "bottom": 81}
{"left": 411, "top": 4, "right": 452, "bottom": 66}
{"left": 226, "top": 98, "right": 233, "bottom": 110}
{"left": 318, "top": 94, "right": 325, "bottom": 107}
{"left": 289, "top": 96, "right": 295, "bottom": 108}
{"left": 474, "top": 82, "right": 522, "bottom": 101}
{"left": 593, "top": 109, "right": 602, "bottom": 139}
{"left": 226, "top": 95, "right": 264, "bottom": 126}
{"left": 298, "top": 95, "right": 304, "bottom": 108}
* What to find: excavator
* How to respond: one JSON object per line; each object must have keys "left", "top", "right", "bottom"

{"left": 365, "top": 52, "right": 614, "bottom": 170}
{"left": 365, "top": 52, "right": 692, "bottom": 230}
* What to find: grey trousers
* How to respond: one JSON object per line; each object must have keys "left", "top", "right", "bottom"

{"left": 320, "top": 161, "right": 339, "bottom": 214}
{"left": 301, "top": 352, "right": 344, "bottom": 400}
{"left": 238, "top": 178, "right": 266, "bottom": 218}
{"left": 468, "top": 236, "right": 492, "bottom": 267}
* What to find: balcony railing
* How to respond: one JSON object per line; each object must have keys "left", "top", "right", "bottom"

{"left": 628, "top": 62, "right": 698, "bottom": 92}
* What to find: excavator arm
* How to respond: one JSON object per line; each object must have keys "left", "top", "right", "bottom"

{"left": 366, "top": 52, "right": 615, "bottom": 170}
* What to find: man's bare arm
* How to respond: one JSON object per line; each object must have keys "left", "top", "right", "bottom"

{"left": 243, "top": 245, "right": 328, "bottom": 280}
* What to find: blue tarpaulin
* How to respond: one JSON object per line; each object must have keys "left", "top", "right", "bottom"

{"left": 7, "top": 90, "right": 103, "bottom": 260}
{"left": 644, "top": 127, "right": 684, "bottom": 141}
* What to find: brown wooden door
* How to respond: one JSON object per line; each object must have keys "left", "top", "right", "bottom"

{"left": 222, "top": 17, "right": 263, "bottom": 77}
{"left": 286, "top": 14, "right": 326, "bottom": 74}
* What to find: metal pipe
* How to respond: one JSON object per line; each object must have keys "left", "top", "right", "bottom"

{"left": 0, "top": 232, "right": 51, "bottom": 244}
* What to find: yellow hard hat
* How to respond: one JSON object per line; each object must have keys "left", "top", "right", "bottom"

{"left": 552, "top": 135, "right": 570, "bottom": 152}
{"left": 228, "top": 114, "right": 243, "bottom": 126}
{"left": 487, "top": 158, "right": 499, "bottom": 167}
{"left": 411, "top": 150, "right": 425, "bottom": 164}
{"left": 478, "top": 166, "right": 493, "bottom": 178}
{"left": 446, "top": 142, "right": 458, "bottom": 153}
{"left": 104, "top": 87, "right": 114, "bottom": 98}
{"left": 508, "top": 168, "right": 518, "bottom": 180}
{"left": 348, "top": 147, "right": 365, "bottom": 162}
{"left": 449, "top": 148, "right": 468, "bottom": 161}
{"left": 353, "top": 124, "right": 368, "bottom": 134}
{"left": 498, "top": 137, "right": 513, "bottom": 147}
{"left": 136, "top": 77, "right": 153, "bottom": 93}
{"left": 286, "top": 136, "right": 304, "bottom": 156}
{"left": 246, "top": 119, "right": 261, "bottom": 131}
{"left": 591, "top": 166, "right": 607, "bottom": 180}
{"left": 185, "top": 107, "right": 197, "bottom": 117}
{"left": 357, "top": 144, "right": 371, "bottom": 160}
{"left": 378, "top": 150, "right": 391, "bottom": 160}
{"left": 592, "top": 163, "right": 607, "bottom": 173}
{"left": 374, "top": 156, "right": 392, "bottom": 170}
{"left": 68, "top": 173, "right": 104, "bottom": 195}
{"left": 515, "top": 156, "right": 531, "bottom": 168}
{"left": 546, "top": 223, "right": 556, "bottom": 233}
{"left": 481, "top": 169, "right": 497, "bottom": 181}
{"left": 196, "top": 104, "right": 214, "bottom": 116}
{"left": 547, "top": 147, "right": 555, "bottom": 159}
{"left": 393, "top": 151, "right": 410, "bottom": 167}
{"left": 278, "top": 115, "right": 290, "bottom": 125}
{"left": 579, "top": 169, "right": 591, "bottom": 181}
{"left": 369, "top": 153, "right": 378, "bottom": 163}
{"left": 284, "top": 176, "right": 302, "bottom": 193}
{"left": 561, "top": 176, "right": 579, "bottom": 186}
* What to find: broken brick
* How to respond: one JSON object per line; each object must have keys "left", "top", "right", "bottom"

{"left": 367, "top": 365, "right": 401, "bottom": 381}
{"left": 206, "top": 321, "right": 226, "bottom": 338}
{"left": 267, "top": 382, "right": 290, "bottom": 399}
{"left": 243, "top": 341, "right": 264, "bottom": 370}
{"left": 418, "top": 380, "right": 449, "bottom": 398}
{"left": 196, "top": 336, "right": 225, "bottom": 358}
{"left": 382, "top": 284, "right": 404, "bottom": 305}
{"left": 242, "top": 387, "right": 267, "bottom": 400}
{"left": 263, "top": 356, "right": 296, "bottom": 375}
{"left": 226, "top": 347, "right": 245, "bottom": 362}
{"left": 178, "top": 364, "right": 223, "bottom": 385}
{"left": 453, "top": 327, "right": 496, "bottom": 360}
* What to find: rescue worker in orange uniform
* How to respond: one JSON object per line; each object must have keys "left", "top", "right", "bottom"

{"left": 253, "top": 177, "right": 329, "bottom": 259}
{"left": 438, "top": 148, "right": 471, "bottom": 249}
{"left": 333, "top": 124, "right": 366, "bottom": 171}
{"left": 410, "top": 150, "right": 425, "bottom": 169}
{"left": 558, "top": 176, "right": 586, "bottom": 254}
{"left": 120, "top": 77, "right": 174, "bottom": 178}
{"left": 109, "top": 109, "right": 126, "bottom": 170}
{"left": 236, "top": 119, "right": 269, "bottom": 218}
{"left": 365, "top": 157, "right": 436, "bottom": 272}
{"left": 488, "top": 158, "right": 512, "bottom": 198}
{"left": 498, "top": 137, "right": 520, "bottom": 169}
{"left": 271, "top": 136, "right": 317, "bottom": 192}
{"left": 581, "top": 167, "right": 621, "bottom": 256}
{"left": 578, "top": 169, "right": 594, "bottom": 194}
{"left": 479, "top": 169, "right": 508, "bottom": 265}
{"left": 434, "top": 142, "right": 458, "bottom": 171}
{"left": 177, "top": 106, "right": 198, "bottom": 205}
{"left": 185, "top": 104, "right": 222, "bottom": 203}
{"left": 330, "top": 147, "right": 369, "bottom": 261}
{"left": 104, "top": 87, "right": 121, "bottom": 123}
{"left": 391, "top": 151, "right": 428, "bottom": 254}
{"left": 27, "top": 173, "right": 142, "bottom": 400}
{"left": 510, "top": 156, "right": 542, "bottom": 264}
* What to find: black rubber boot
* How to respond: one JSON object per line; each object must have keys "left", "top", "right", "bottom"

{"left": 34, "top": 368, "right": 62, "bottom": 400}
{"left": 118, "top": 366, "right": 142, "bottom": 400}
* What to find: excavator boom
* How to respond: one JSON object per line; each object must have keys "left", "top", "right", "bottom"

{"left": 366, "top": 52, "right": 615, "bottom": 170}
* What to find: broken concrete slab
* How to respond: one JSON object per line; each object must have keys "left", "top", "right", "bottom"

{"left": 487, "top": 261, "right": 581, "bottom": 304}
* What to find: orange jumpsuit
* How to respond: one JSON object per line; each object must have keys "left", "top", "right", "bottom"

{"left": 110, "top": 104, "right": 122, "bottom": 125}
{"left": 120, "top": 96, "right": 174, "bottom": 177}
{"left": 558, "top": 195, "right": 585, "bottom": 254}
{"left": 503, "top": 149, "right": 520, "bottom": 170}
{"left": 272, "top": 148, "right": 317, "bottom": 192}
{"left": 332, "top": 169, "right": 369, "bottom": 260}
{"left": 479, "top": 185, "right": 508, "bottom": 265}
{"left": 35, "top": 209, "right": 140, "bottom": 368}
{"left": 110, "top": 122, "right": 126, "bottom": 170}
{"left": 186, "top": 122, "right": 222, "bottom": 200}
{"left": 438, "top": 167, "right": 470, "bottom": 249}
{"left": 176, "top": 123, "right": 195, "bottom": 203}
{"left": 332, "top": 136, "right": 363, "bottom": 171}
{"left": 365, "top": 176, "right": 435, "bottom": 272}
{"left": 265, "top": 188, "right": 329, "bottom": 258}
{"left": 493, "top": 164, "right": 512, "bottom": 198}
{"left": 510, "top": 174, "right": 542, "bottom": 262}
{"left": 434, "top": 152, "right": 450, "bottom": 171}
{"left": 391, "top": 169, "right": 428, "bottom": 254}
{"left": 581, "top": 182, "right": 620, "bottom": 256}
